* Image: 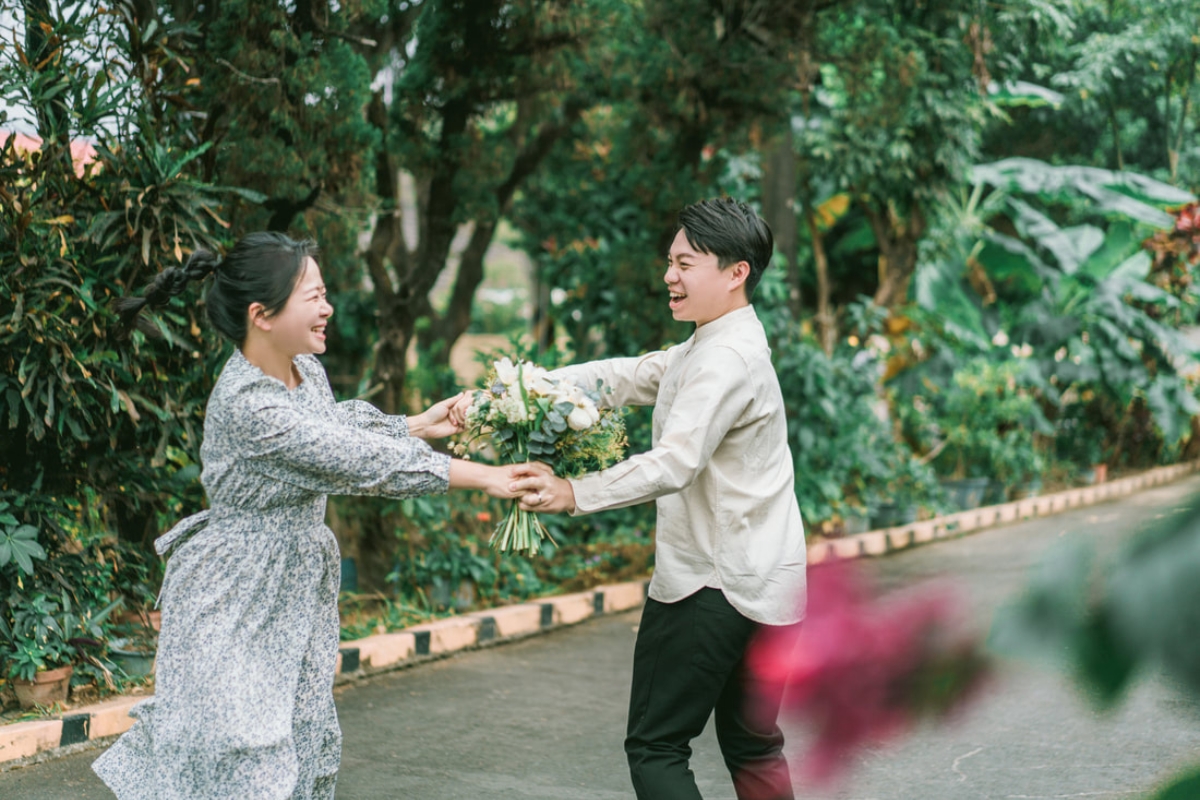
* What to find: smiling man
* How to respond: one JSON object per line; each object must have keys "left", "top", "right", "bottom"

{"left": 511, "top": 197, "right": 807, "bottom": 800}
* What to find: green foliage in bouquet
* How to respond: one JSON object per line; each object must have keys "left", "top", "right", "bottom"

{"left": 456, "top": 358, "right": 627, "bottom": 554}
{"left": 459, "top": 359, "right": 627, "bottom": 477}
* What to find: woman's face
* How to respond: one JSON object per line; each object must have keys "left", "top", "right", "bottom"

{"left": 263, "top": 257, "right": 333, "bottom": 356}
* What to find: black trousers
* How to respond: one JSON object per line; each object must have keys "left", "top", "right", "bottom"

{"left": 625, "top": 588, "right": 794, "bottom": 800}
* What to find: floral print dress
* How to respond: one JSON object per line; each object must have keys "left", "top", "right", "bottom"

{"left": 93, "top": 350, "right": 450, "bottom": 800}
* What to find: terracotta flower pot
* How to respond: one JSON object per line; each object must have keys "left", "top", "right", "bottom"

{"left": 13, "top": 664, "right": 73, "bottom": 709}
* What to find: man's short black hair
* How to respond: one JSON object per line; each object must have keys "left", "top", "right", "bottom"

{"left": 677, "top": 197, "right": 774, "bottom": 298}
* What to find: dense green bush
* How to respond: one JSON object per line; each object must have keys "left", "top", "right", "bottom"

{"left": 0, "top": 4, "right": 230, "bottom": 692}
{"left": 905, "top": 358, "right": 1052, "bottom": 486}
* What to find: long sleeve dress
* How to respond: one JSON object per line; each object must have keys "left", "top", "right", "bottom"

{"left": 93, "top": 350, "right": 451, "bottom": 800}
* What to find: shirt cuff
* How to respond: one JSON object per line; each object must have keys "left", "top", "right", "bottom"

{"left": 430, "top": 451, "right": 452, "bottom": 494}
{"left": 567, "top": 472, "right": 610, "bottom": 516}
{"left": 387, "top": 414, "right": 411, "bottom": 438}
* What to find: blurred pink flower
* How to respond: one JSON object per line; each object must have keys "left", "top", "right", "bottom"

{"left": 747, "top": 563, "right": 989, "bottom": 786}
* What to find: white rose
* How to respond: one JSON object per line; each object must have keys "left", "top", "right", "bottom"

{"left": 567, "top": 406, "right": 593, "bottom": 431}
{"left": 495, "top": 358, "right": 519, "bottom": 386}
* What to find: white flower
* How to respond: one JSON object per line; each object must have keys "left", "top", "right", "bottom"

{"left": 992, "top": 330, "right": 1010, "bottom": 347}
{"left": 549, "top": 382, "right": 581, "bottom": 408}
{"left": 496, "top": 392, "right": 530, "bottom": 423}
{"left": 466, "top": 395, "right": 489, "bottom": 424}
{"left": 566, "top": 394, "right": 600, "bottom": 430}
{"left": 867, "top": 334, "right": 891, "bottom": 354}
{"left": 495, "top": 357, "right": 519, "bottom": 386}
{"left": 528, "top": 374, "right": 555, "bottom": 397}
{"left": 567, "top": 406, "right": 594, "bottom": 431}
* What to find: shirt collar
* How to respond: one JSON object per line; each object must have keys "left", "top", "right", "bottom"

{"left": 692, "top": 304, "right": 757, "bottom": 344}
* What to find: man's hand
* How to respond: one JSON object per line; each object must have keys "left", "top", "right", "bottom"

{"left": 510, "top": 462, "right": 576, "bottom": 514}
{"left": 410, "top": 393, "right": 466, "bottom": 440}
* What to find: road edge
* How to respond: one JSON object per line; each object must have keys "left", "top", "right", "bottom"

{"left": 3, "top": 459, "right": 1197, "bottom": 770}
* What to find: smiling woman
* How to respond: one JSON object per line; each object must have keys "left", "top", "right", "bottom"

{"left": 97, "top": 232, "right": 528, "bottom": 800}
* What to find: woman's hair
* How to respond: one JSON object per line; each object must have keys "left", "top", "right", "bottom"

{"left": 116, "top": 232, "right": 319, "bottom": 344}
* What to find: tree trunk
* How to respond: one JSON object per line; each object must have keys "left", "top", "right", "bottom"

{"left": 1168, "top": 45, "right": 1196, "bottom": 184}
{"left": 1107, "top": 99, "right": 1124, "bottom": 171}
{"left": 424, "top": 95, "right": 589, "bottom": 365}
{"left": 804, "top": 204, "right": 835, "bottom": 355}
{"left": 426, "top": 218, "right": 494, "bottom": 354}
{"left": 761, "top": 127, "right": 800, "bottom": 316}
{"left": 864, "top": 199, "right": 925, "bottom": 310}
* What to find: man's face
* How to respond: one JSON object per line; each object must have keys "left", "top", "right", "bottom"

{"left": 663, "top": 228, "right": 747, "bottom": 327}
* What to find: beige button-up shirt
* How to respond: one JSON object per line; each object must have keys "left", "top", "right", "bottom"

{"left": 554, "top": 305, "right": 806, "bottom": 626}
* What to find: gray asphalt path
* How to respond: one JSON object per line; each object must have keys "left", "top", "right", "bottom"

{"left": 4, "top": 475, "right": 1200, "bottom": 799}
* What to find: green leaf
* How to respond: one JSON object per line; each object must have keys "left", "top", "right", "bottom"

{"left": 973, "top": 158, "right": 1195, "bottom": 228}
{"left": 1146, "top": 377, "right": 1200, "bottom": 447}
{"left": 211, "top": 185, "right": 268, "bottom": 204}
{"left": 0, "top": 520, "right": 46, "bottom": 574}
{"left": 1108, "top": 251, "right": 1151, "bottom": 283}
{"left": 1072, "top": 607, "right": 1137, "bottom": 708}
{"left": 164, "top": 141, "right": 214, "bottom": 180}
{"left": 987, "top": 80, "right": 1064, "bottom": 109}
{"left": 913, "top": 259, "right": 988, "bottom": 348}
{"left": 1149, "top": 769, "right": 1200, "bottom": 800}
{"left": 989, "top": 536, "right": 1094, "bottom": 667}
{"left": 1007, "top": 200, "right": 1103, "bottom": 274}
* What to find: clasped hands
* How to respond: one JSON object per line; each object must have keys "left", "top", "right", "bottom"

{"left": 413, "top": 393, "right": 575, "bottom": 513}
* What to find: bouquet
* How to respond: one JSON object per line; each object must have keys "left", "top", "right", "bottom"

{"left": 454, "top": 357, "right": 626, "bottom": 554}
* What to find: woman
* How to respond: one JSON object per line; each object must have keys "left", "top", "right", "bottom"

{"left": 93, "top": 232, "right": 521, "bottom": 799}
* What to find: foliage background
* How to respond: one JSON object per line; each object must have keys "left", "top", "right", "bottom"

{"left": 1, "top": 1, "right": 1199, "bottom": 741}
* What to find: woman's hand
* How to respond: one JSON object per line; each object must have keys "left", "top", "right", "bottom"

{"left": 509, "top": 462, "right": 576, "bottom": 514}
{"left": 449, "top": 460, "right": 526, "bottom": 499}
{"left": 410, "top": 393, "right": 466, "bottom": 440}
{"left": 450, "top": 392, "right": 474, "bottom": 427}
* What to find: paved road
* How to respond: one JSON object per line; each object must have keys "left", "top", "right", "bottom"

{"left": 5, "top": 476, "right": 1200, "bottom": 799}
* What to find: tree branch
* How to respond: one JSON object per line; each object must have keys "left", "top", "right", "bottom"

{"left": 432, "top": 94, "right": 590, "bottom": 348}
{"left": 215, "top": 58, "right": 281, "bottom": 86}
{"left": 364, "top": 90, "right": 399, "bottom": 305}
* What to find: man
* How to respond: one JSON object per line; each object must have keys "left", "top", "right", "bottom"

{"left": 511, "top": 197, "right": 807, "bottom": 800}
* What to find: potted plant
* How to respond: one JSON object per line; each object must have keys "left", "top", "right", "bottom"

{"left": 838, "top": 503, "right": 873, "bottom": 536}
{"left": 897, "top": 388, "right": 992, "bottom": 511}
{"left": 111, "top": 541, "right": 163, "bottom": 633}
{"left": 869, "top": 451, "right": 942, "bottom": 529}
{"left": 1054, "top": 408, "right": 1108, "bottom": 485}
{"left": 916, "top": 359, "right": 1051, "bottom": 505}
{"left": 107, "top": 623, "right": 158, "bottom": 678}
{"left": 992, "top": 428, "right": 1047, "bottom": 500}
{"left": 5, "top": 641, "right": 75, "bottom": 709}
{"left": 1, "top": 590, "right": 119, "bottom": 709}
